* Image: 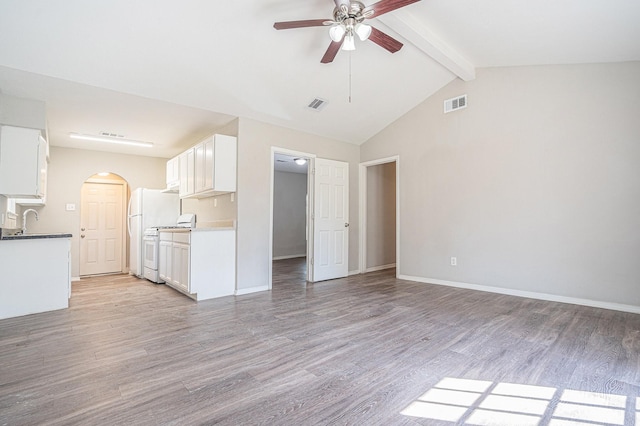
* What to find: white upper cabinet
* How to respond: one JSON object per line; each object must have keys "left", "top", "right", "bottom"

{"left": 165, "top": 155, "right": 180, "bottom": 191}
{"left": 180, "top": 134, "right": 236, "bottom": 199}
{"left": 0, "top": 125, "right": 48, "bottom": 200}
{"left": 179, "top": 148, "right": 195, "bottom": 198}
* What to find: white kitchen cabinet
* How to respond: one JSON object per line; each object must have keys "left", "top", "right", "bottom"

{"left": 0, "top": 125, "right": 48, "bottom": 200}
{"left": 193, "top": 134, "right": 236, "bottom": 197}
{"left": 165, "top": 155, "right": 179, "bottom": 191}
{"left": 0, "top": 236, "right": 71, "bottom": 320}
{"left": 158, "top": 229, "right": 235, "bottom": 300}
{"left": 178, "top": 148, "right": 195, "bottom": 198}
{"left": 159, "top": 237, "right": 171, "bottom": 282}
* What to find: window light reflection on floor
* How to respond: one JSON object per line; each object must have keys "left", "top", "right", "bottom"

{"left": 401, "top": 377, "right": 631, "bottom": 425}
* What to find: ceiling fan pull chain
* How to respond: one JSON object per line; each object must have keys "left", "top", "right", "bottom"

{"left": 349, "top": 51, "right": 352, "bottom": 103}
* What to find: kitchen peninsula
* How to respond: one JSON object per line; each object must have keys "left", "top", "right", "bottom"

{"left": 0, "top": 233, "right": 71, "bottom": 320}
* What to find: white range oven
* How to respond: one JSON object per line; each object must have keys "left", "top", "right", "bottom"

{"left": 143, "top": 214, "right": 195, "bottom": 283}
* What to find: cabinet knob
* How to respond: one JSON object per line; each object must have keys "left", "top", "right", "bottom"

{"left": 81, "top": 227, "right": 85, "bottom": 231}
{"left": 81, "top": 235, "right": 85, "bottom": 238}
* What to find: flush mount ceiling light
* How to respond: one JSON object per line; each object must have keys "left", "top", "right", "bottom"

{"left": 69, "top": 133, "right": 153, "bottom": 148}
{"left": 294, "top": 158, "right": 307, "bottom": 165}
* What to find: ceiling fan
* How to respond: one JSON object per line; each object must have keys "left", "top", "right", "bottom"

{"left": 274, "top": 0, "right": 422, "bottom": 64}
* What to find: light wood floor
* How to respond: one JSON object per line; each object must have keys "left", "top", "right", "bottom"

{"left": 1, "top": 258, "right": 639, "bottom": 425}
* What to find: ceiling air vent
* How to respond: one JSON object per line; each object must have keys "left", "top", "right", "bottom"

{"left": 100, "top": 131, "right": 125, "bottom": 138}
{"left": 444, "top": 94, "right": 467, "bottom": 114}
{"left": 307, "top": 98, "right": 328, "bottom": 111}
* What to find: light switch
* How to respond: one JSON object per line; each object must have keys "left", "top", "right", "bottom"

{"left": 66, "top": 203, "right": 76, "bottom": 211}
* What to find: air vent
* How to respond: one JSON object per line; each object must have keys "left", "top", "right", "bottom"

{"left": 307, "top": 98, "right": 328, "bottom": 111}
{"left": 100, "top": 131, "right": 125, "bottom": 138}
{"left": 444, "top": 94, "right": 467, "bottom": 114}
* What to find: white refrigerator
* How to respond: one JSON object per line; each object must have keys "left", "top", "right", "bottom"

{"left": 127, "top": 188, "right": 180, "bottom": 278}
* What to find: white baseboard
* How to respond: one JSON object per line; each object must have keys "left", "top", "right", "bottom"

{"left": 71, "top": 276, "right": 81, "bottom": 282}
{"left": 348, "top": 270, "right": 360, "bottom": 276}
{"left": 235, "top": 285, "right": 269, "bottom": 296}
{"left": 399, "top": 275, "right": 640, "bottom": 315}
{"left": 365, "top": 263, "right": 396, "bottom": 273}
{"left": 273, "top": 254, "right": 306, "bottom": 261}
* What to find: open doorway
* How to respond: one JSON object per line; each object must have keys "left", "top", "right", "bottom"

{"left": 359, "top": 156, "right": 400, "bottom": 275}
{"left": 79, "top": 172, "right": 129, "bottom": 277}
{"left": 271, "top": 151, "right": 311, "bottom": 287}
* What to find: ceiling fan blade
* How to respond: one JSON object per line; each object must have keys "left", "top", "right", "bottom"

{"left": 368, "top": 27, "right": 403, "bottom": 53}
{"left": 274, "top": 19, "right": 330, "bottom": 30}
{"left": 321, "top": 40, "right": 343, "bottom": 64}
{"left": 365, "top": 0, "right": 421, "bottom": 19}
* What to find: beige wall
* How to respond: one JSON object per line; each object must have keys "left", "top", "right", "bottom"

{"left": 30, "top": 146, "right": 167, "bottom": 278}
{"left": 273, "top": 170, "right": 308, "bottom": 259}
{"left": 361, "top": 62, "right": 640, "bottom": 307}
{"left": 236, "top": 117, "right": 360, "bottom": 291}
{"left": 366, "top": 162, "right": 396, "bottom": 269}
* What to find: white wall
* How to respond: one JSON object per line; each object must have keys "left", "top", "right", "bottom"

{"left": 273, "top": 170, "right": 307, "bottom": 259}
{"left": 236, "top": 117, "right": 360, "bottom": 292}
{"left": 361, "top": 62, "right": 640, "bottom": 309}
{"left": 32, "top": 146, "right": 167, "bottom": 278}
{"left": 366, "top": 162, "right": 396, "bottom": 269}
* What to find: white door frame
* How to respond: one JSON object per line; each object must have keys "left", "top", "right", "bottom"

{"left": 358, "top": 156, "right": 400, "bottom": 276}
{"left": 79, "top": 178, "right": 129, "bottom": 276}
{"left": 269, "top": 147, "right": 316, "bottom": 289}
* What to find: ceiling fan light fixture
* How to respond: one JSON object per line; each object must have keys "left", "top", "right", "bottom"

{"left": 329, "top": 25, "right": 346, "bottom": 42}
{"left": 355, "top": 23, "right": 371, "bottom": 41}
{"left": 294, "top": 158, "right": 307, "bottom": 165}
{"left": 342, "top": 33, "right": 356, "bottom": 51}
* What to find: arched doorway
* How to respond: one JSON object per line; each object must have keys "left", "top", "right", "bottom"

{"left": 79, "top": 172, "right": 130, "bottom": 276}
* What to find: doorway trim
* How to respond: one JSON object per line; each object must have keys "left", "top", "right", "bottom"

{"left": 269, "top": 146, "right": 316, "bottom": 290}
{"left": 358, "top": 156, "right": 400, "bottom": 276}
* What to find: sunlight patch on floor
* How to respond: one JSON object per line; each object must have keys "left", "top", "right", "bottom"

{"left": 401, "top": 377, "right": 632, "bottom": 425}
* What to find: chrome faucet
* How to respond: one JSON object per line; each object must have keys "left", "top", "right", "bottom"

{"left": 22, "top": 209, "right": 39, "bottom": 234}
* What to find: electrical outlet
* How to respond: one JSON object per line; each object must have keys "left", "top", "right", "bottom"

{"left": 450, "top": 257, "right": 457, "bottom": 266}
{"left": 65, "top": 203, "right": 76, "bottom": 211}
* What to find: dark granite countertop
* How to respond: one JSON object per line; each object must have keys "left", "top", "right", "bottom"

{"left": 1, "top": 233, "right": 72, "bottom": 240}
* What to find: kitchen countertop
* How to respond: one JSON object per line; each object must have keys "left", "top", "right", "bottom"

{"left": 1, "top": 233, "right": 73, "bottom": 240}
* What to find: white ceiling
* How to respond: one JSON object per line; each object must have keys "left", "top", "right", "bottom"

{"left": 0, "top": 0, "right": 638, "bottom": 158}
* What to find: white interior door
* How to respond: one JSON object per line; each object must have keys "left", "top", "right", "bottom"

{"left": 312, "top": 158, "right": 349, "bottom": 281}
{"left": 80, "top": 182, "right": 124, "bottom": 276}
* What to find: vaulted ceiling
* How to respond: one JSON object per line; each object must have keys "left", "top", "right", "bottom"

{"left": 0, "top": 0, "right": 638, "bottom": 158}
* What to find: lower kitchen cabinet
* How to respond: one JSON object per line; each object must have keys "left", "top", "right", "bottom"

{"left": 158, "top": 228, "right": 235, "bottom": 300}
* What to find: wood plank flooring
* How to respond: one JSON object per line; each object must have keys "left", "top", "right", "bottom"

{"left": 1, "top": 258, "right": 639, "bottom": 425}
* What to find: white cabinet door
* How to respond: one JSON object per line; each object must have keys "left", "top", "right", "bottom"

{"left": 194, "top": 138, "right": 213, "bottom": 194}
{"left": 171, "top": 243, "right": 190, "bottom": 292}
{"left": 166, "top": 156, "right": 179, "bottom": 190}
{"left": 0, "top": 126, "right": 47, "bottom": 199}
{"left": 179, "top": 148, "right": 195, "bottom": 197}
{"left": 159, "top": 240, "right": 171, "bottom": 282}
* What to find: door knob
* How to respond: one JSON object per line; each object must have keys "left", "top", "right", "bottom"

{"left": 344, "top": 223, "right": 350, "bottom": 227}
